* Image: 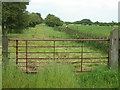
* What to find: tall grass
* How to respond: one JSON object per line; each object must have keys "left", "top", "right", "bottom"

{"left": 32, "top": 63, "right": 78, "bottom": 88}
{"left": 2, "top": 62, "right": 118, "bottom": 88}
{"left": 2, "top": 63, "right": 29, "bottom": 88}
{"left": 76, "top": 66, "right": 118, "bottom": 88}
{"left": 2, "top": 62, "right": 79, "bottom": 88}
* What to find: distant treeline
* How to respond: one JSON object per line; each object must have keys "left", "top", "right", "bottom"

{"left": 65, "top": 19, "right": 119, "bottom": 26}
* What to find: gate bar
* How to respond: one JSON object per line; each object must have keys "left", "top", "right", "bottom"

{"left": 26, "top": 40, "right": 28, "bottom": 73}
{"left": 10, "top": 52, "right": 101, "bottom": 53}
{"left": 53, "top": 41, "right": 55, "bottom": 61}
{"left": 8, "top": 39, "right": 110, "bottom": 41}
{"left": 17, "top": 57, "right": 108, "bottom": 60}
{"left": 16, "top": 40, "right": 18, "bottom": 64}
{"left": 81, "top": 42, "right": 84, "bottom": 72}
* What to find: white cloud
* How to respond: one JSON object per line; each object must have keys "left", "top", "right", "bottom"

{"left": 27, "top": 0, "right": 119, "bottom": 22}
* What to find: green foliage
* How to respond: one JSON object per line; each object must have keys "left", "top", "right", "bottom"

{"left": 76, "top": 66, "right": 118, "bottom": 88}
{"left": 2, "top": 2, "right": 29, "bottom": 33}
{"left": 73, "top": 19, "right": 93, "bottom": 25}
{"left": 2, "top": 2, "right": 43, "bottom": 33}
{"left": 44, "top": 14, "right": 63, "bottom": 27}
{"left": 28, "top": 13, "right": 43, "bottom": 27}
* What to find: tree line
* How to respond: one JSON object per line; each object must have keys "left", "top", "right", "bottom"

{"left": 2, "top": 2, "right": 118, "bottom": 35}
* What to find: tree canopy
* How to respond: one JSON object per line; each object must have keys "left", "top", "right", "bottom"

{"left": 2, "top": 2, "right": 43, "bottom": 34}
{"left": 28, "top": 12, "right": 43, "bottom": 27}
{"left": 73, "top": 19, "right": 93, "bottom": 25}
{"left": 44, "top": 14, "right": 63, "bottom": 27}
{"left": 2, "top": 2, "right": 29, "bottom": 34}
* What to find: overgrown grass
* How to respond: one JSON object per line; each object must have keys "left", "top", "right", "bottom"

{"left": 76, "top": 66, "right": 118, "bottom": 88}
{"left": 3, "top": 62, "right": 79, "bottom": 88}
{"left": 2, "top": 63, "right": 118, "bottom": 88}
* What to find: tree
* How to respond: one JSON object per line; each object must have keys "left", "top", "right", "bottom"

{"left": 36, "top": 13, "right": 43, "bottom": 22}
{"left": 2, "top": 2, "right": 29, "bottom": 34}
{"left": 28, "top": 13, "right": 43, "bottom": 27}
{"left": 79, "top": 19, "right": 93, "bottom": 25}
{"left": 73, "top": 19, "right": 93, "bottom": 25}
{"left": 65, "top": 22, "right": 72, "bottom": 25}
{"left": 44, "top": 14, "right": 63, "bottom": 27}
{"left": 94, "top": 21, "right": 99, "bottom": 25}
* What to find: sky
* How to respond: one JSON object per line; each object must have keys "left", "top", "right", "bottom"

{"left": 26, "top": 0, "right": 119, "bottom": 22}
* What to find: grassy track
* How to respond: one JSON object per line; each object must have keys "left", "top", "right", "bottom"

{"left": 2, "top": 24, "right": 118, "bottom": 88}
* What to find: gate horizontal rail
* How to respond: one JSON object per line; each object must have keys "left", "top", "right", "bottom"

{"left": 15, "top": 61, "right": 108, "bottom": 64}
{"left": 9, "top": 46, "right": 109, "bottom": 48}
{"left": 8, "top": 38, "right": 110, "bottom": 73}
{"left": 8, "top": 39, "right": 110, "bottom": 41}
{"left": 17, "top": 57, "right": 108, "bottom": 60}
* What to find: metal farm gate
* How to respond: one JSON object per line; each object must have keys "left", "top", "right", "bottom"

{"left": 8, "top": 39, "right": 110, "bottom": 73}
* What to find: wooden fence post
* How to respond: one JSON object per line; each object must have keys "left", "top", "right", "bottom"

{"left": 2, "top": 35, "right": 8, "bottom": 68}
{"left": 109, "top": 29, "right": 118, "bottom": 69}
{"left": 118, "top": 29, "right": 120, "bottom": 67}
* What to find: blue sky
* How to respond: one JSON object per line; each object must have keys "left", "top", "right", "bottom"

{"left": 26, "top": 0, "right": 119, "bottom": 22}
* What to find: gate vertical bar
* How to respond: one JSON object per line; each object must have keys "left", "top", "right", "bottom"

{"left": 53, "top": 41, "right": 55, "bottom": 61}
{"left": 108, "top": 40, "right": 110, "bottom": 67}
{"left": 81, "top": 42, "right": 84, "bottom": 72}
{"left": 16, "top": 40, "right": 18, "bottom": 64}
{"left": 26, "top": 40, "right": 28, "bottom": 73}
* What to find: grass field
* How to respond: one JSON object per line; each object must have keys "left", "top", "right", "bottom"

{"left": 2, "top": 24, "right": 118, "bottom": 88}
{"left": 61, "top": 24, "right": 118, "bottom": 37}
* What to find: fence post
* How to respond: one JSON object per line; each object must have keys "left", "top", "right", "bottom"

{"left": 118, "top": 29, "right": 120, "bottom": 67}
{"left": 109, "top": 29, "right": 118, "bottom": 69}
{"left": 2, "top": 35, "right": 8, "bottom": 69}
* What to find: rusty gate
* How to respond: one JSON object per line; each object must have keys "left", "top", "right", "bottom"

{"left": 8, "top": 39, "right": 110, "bottom": 73}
